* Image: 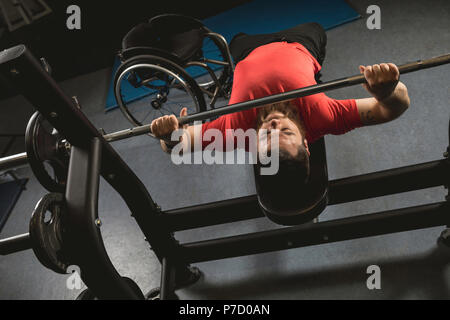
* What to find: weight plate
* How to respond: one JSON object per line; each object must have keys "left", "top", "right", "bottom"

{"left": 25, "top": 112, "right": 69, "bottom": 192}
{"left": 29, "top": 193, "right": 69, "bottom": 274}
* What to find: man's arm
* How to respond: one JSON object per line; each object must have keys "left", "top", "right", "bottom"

{"left": 355, "top": 63, "right": 410, "bottom": 126}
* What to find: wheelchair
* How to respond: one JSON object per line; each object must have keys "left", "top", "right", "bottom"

{"left": 113, "top": 14, "right": 235, "bottom": 127}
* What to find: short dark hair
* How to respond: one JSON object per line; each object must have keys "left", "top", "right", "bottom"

{"left": 255, "top": 144, "right": 310, "bottom": 211}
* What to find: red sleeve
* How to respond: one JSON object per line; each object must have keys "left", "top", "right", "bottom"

{"left": 303, "top": 94, "right": 363, "bottom": 142}
{"left": 200, "top": 109, "right": 257, "bottom": 150}
{"left": 201, "top": 115, "right": 230, "bottom": 150}
{"left": 325, "top": 97, "right": 363, "bottom": 135}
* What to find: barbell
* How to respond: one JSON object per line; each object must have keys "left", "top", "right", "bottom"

{"left": 106, "top": 52, "right": 450, "bottom": 142}
{"left": 2, "top": 52, "right": 450, "bottom": 192}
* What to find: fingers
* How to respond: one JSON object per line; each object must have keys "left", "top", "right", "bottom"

{"left": 380, "top": 63, "right": 390, "bottom": 73}
{"left": 150, "top": 115, "right": 179, "bottom": 138}
{"left": 379, "top": 63, "right": 399, "bottom": 81}
{"left": 361, "top": 63, "right": 400, "bottom": 84}
{"left": 359, "top": 65, "right": 365, "bottom": 74}
{"left": 387, "top": 63, "right": 400, "bottom": 80}
{"left": 150, "top": 106, "right": 190, "bottom": 138}
{"left": 360, "top": 62, "right": 400, "bottom": 100}
{"left": 168, "top": 114, "right": 177, "bottom": 130}
{"left": 362, "top": 63, "right": 399, "bottom": 77}
{"left": 372, "top": 64, "right": 381, "bottom": 74}
{"left": 150, "top": 117, "right": 162, "bottom": 137}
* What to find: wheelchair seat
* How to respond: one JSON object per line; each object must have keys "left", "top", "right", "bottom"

{"left": 121, "top": 14, "right": 207, "bottom": 65}
{"left": 254, "top": 137, "right": 329, "bottom": 225}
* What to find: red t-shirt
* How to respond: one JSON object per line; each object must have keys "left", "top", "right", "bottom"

{"left": 201, "top": 41, "right": 362, "bottom": 149}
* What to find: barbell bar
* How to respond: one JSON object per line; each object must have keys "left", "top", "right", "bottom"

{"left": 0, "top": 152, "right": 28, "bottom": 172}
{"left": 1, "top": 52, "right": 449, "bottom": 172}
{"left": 105, "top": 52, "right": 450, "bottom": 143}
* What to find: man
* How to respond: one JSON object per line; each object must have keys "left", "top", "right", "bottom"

{"left": 150, "top": 23, "right": 410, "bottom": 211}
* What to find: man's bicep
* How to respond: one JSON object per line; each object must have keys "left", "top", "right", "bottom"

{"left": 355, "top": 97, "right": 389, "bottom": 126}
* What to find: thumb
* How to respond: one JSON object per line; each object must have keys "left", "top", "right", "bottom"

{"left": 359, "top": 66, "right": 370, "bottom": 91}
{"left": 359, "top": 65, "right": 365, "bottom": 74}
{"left": 179, "top": 107, "right": 188, "bottom": 129}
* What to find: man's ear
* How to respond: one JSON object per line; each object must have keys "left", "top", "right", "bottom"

{"left": 303, "top": 138, "right": 310, "bottom": 156}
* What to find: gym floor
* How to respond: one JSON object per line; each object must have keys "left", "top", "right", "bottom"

{"left": 0, "top": 0, "right": 449, "bottom": 299}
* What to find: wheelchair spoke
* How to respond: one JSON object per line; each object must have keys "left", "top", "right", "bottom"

{"left": 141, "top": 108, "right": 158, "bottom": 124}
{"left": 162, "top": 108, "right": 175, "bottom": 116}
{"left": 160, "top": 103, "right": 177, "bottom": 116}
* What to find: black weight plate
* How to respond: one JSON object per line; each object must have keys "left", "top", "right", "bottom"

{"left": 25, "top": 112, "right": 68, "bottom": 192}
{"left": 29, "top": 193, "right": 69, "bottom": 274}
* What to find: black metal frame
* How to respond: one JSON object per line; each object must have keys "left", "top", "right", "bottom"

{"left": 0, "top": 45, "right": 449, "bottom": 300}
{"left": 0, "top": 133, "right": 24, "bottom": 157}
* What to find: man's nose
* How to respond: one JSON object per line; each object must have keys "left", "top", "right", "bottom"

{"left": 269, "top": 118, "right": 280, "bottom": 129}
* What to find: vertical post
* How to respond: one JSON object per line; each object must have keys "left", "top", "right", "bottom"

{"left": 160, "top": 257, "right": 177, "bottom": 300}
{"left": 65, "top": 138, "right": 143, "bottom": 299}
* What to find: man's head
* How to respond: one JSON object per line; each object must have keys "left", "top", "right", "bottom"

{"left": 255, "top": 100, "right": 311, "bottom": 211}
{"left": 256, "top": 99, "right": 310, "bottom": 177}
{"left": 256, "top": 100, "right": 310, "bottom": 158}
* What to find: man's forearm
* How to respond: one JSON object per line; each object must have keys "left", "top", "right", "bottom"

{"left": 378, "top": 81, "right": 410, "bottom": 119}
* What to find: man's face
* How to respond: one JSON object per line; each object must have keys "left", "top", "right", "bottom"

{"left": 258, "top": 111, "right": 310, "bottom": 157}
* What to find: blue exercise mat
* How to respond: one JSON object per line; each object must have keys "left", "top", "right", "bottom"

{"left": 105, "top": 0, "right": 360, "bottom": 111}
{"left": 0, "top": 179, "right": 27, "bottom": 233}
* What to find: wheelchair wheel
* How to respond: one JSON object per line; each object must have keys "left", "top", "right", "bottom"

{"left": 114, "top": 55, "right": 207, "bottom": 127}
